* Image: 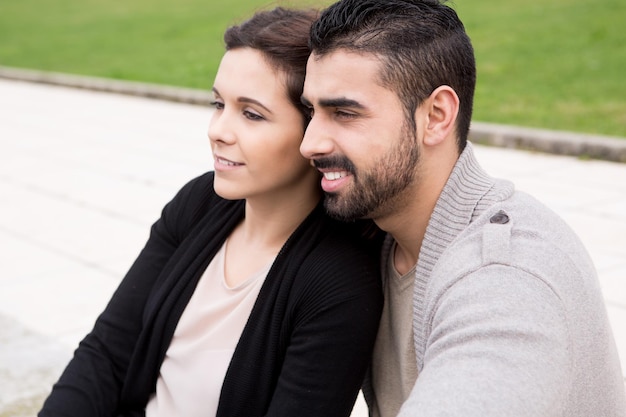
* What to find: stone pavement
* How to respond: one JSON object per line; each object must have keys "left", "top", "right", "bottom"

{"left": 0, "top": 78, "right": 625, "bottom": 416}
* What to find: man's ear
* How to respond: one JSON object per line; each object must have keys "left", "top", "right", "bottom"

{"left": 422, "top": 85, "right": 459, "bottom": 147}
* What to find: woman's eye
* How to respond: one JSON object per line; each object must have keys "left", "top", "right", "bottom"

{"left": 211, "top": 101, "right": 224, "bottom": 110}
{"left": 244, "top": 110, "right": 264, "bottom": 121}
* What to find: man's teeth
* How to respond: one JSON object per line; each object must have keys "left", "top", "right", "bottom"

{"left": 323, "top": 171, "right": 347, "bottom": 180}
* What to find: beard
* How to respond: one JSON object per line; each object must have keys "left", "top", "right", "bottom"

{"left": 315, "top": 125, "right": 419, "bottom": 222}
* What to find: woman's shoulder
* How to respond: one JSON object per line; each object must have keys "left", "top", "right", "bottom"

{"left": 294, "top": 211, "right": 384, "bottom": 283}
{"left": 319, "top": 216, "right": 384, "bottom": 259}
{"left": 286, "top": 215, "right": 383, "bottom": 308}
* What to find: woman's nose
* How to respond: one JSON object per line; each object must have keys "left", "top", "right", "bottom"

{"left": 208, "top": 110, "right": 236, "bottom": 145}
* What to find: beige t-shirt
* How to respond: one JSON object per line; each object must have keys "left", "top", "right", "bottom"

{"left": 145, "top": 243, "right": 272, "bottom": 417}
{"left": 371, "top": 241, "right": 418, "bottom": 417}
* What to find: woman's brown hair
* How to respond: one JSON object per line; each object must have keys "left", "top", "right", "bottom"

{"left": 224, "top": 7, "right": 319, "bottom": 124}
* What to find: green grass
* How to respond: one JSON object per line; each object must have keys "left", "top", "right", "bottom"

{"left": 1, "top": 0, "right": 624, "bottom": 137}
{"left": 455, "top": 0, "right": 626, "bottom": 137}
{"left": 0, "top": 0, "right": 330, "bottom": 89}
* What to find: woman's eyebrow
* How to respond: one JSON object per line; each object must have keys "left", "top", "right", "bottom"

{"left": 212, "top": 87, "right": 273, "bottom": 114}
{"left": 238, "top": 97, "right": 273, "bottom": 114}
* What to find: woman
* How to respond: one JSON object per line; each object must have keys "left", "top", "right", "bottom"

{"left": 38, "top": 7, "right": 383, "bottom": 417}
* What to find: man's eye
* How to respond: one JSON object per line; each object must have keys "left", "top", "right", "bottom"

{"left": 335, "top": 110, "right": 356, "bottom": 119}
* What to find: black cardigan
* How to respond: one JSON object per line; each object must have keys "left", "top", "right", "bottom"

{"left": 39, "top": 172, "right": 383, "bottom": 417}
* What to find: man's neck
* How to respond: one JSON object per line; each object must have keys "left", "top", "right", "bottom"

{"left": 376, "top": 150, "right": 459, "bottom": 275}
{"left": 377, "top": 197, "right": 432, "bottom": 276}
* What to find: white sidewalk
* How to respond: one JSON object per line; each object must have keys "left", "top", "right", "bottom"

{"left": 1, "top": 79, "right": 625, "bottom": 416}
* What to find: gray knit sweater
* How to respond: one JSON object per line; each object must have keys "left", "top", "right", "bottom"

{"left": 381, "top": 143, "right": 626, "bottom": 416}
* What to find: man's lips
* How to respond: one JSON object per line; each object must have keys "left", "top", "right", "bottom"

{"left": 312, "top": 157, "right": 356, "bottom": 193}
{"left": 317, "top": 169, "right": 352, "bottom": 192}
{"left": 322, "top": 171, "right": 350, "bottom": 181}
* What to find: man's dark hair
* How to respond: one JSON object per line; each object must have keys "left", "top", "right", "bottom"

{"left": 310, "top": 0, "right": 475, "bottom": 152}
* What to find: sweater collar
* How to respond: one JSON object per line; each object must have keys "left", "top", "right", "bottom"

{"left": 410, "top": 142, "right": 504, "bottom": 366}
{"left": 424, "top": 141, "right": 497, "bottom": 252}
{"left": 418, "top": 142, "right": 505, "bottom": 273}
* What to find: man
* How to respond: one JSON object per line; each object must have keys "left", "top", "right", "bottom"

{"left": 300, "top": 0, "right": 626, "bottom": 416}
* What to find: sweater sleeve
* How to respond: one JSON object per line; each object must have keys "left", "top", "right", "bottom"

{"left": 38, "top": 173, "right": 215, "bottom": 417}
{"left": 264, "top": 236, "right": 383, "bottom": 417}
{"left": 398, "top": 264, "right": 571, "bottom": 417}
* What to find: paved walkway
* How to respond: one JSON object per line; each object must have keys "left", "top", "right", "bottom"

{"left": 1, "top": 78, "right": 625, "bottom": 416}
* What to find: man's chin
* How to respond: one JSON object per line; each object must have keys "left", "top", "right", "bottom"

{"left": 322, "top": 193, "right": 368, "bottom": 222}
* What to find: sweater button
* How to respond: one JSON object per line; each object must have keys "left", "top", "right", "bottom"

{"left": 490, "top": 210, "right": 510, "bottom": 224}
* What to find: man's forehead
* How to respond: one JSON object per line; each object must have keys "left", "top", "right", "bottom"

{"left": 304, "top": 50, "right": 384, "bottom": 100}
{"left": 308, "top": 49, "right": 382, "bottom": 70}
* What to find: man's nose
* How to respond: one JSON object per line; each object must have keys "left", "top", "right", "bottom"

{"left": 300, "top": 115, "right": 334, "bottom": 159}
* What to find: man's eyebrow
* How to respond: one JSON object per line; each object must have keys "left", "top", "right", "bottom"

{"left": 301, "top": 96, "right": 366, "bottom": 110}
{"left": 319, "top": 98, "right": 365, "bottom": 109}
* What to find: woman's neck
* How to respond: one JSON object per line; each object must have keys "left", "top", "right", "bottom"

{"left": 240, "top": 184, "right": 321, "bottom": 249}
{"left": 223, "top": 182, "right": 321, "bottom": 287}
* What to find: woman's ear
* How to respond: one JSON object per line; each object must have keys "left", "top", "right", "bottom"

{"left": 422, "top": 85, "right": 459, "bottom": 147}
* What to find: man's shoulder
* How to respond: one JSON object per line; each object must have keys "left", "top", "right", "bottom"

{"left": 433, "top": 189, "right": 595, "bottom": 295}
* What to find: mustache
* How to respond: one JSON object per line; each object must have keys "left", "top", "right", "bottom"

{"left": 313, "top": 156, "right": 357, "bottom": 174}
